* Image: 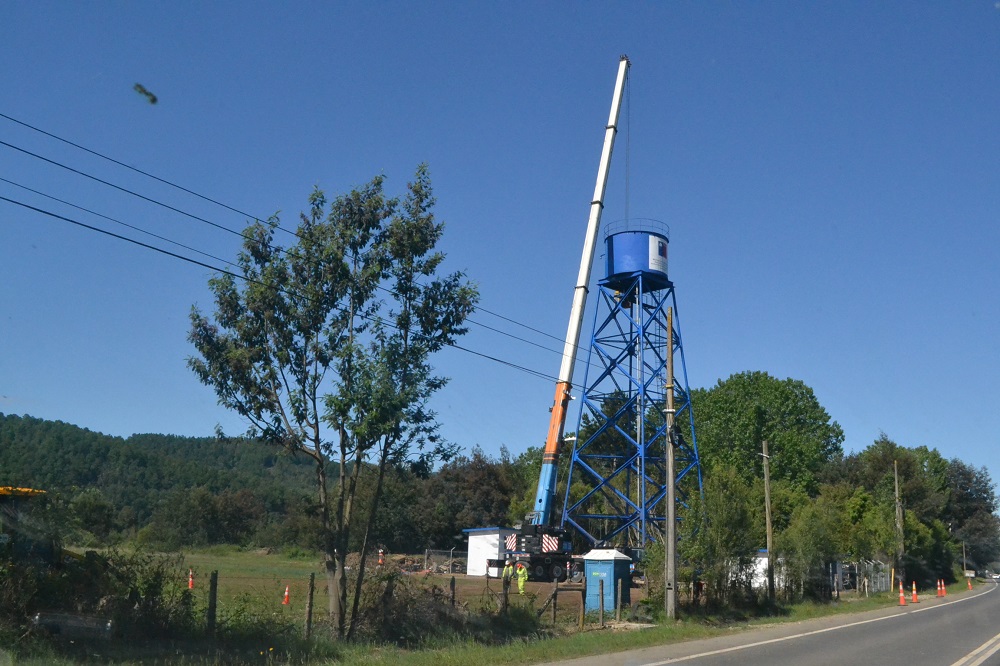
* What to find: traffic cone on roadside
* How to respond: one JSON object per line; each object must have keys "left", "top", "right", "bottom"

{"left": 968, "top": 577, "right": 974, "bottom": 590}
{"left": 282, "top": 585, "right": 290, "bottom": 605}
{"left": 936, "top": 579, "right": 943, "bottom": 597}
{"left": 943, "top": 580, "right": 947, "bottom": 596}
{"left": 188, "top": 569, "right": 194, "bottom": 590}
{"left": 911, "top": 581, "right": 919, "bottom": 603}
{"left": 898, "top": 581, "right": 907, "bottom": 606}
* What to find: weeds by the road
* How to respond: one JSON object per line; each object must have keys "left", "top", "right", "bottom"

{"left": 4, "top": 545, "right": 971, "bottom": 665}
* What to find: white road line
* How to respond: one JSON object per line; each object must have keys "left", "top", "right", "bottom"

{"left": 642, "top": 582, "right": 997, "bottom": 666}
{"left": 949, "top": 630, "right": 1000, "bottom": 666}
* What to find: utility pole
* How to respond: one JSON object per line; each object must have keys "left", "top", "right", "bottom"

{"left": 664, "top": 307, "right": 676, "bottom": 619}
{"left": 894, "top": 460, "right": 905, "bottom": 585}
{"left": 762, "top": 439, "right": 775, "bottom": 602}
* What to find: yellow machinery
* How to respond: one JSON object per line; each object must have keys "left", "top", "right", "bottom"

{"left": 0, "top": 486, "right": 59, "bottom": 563}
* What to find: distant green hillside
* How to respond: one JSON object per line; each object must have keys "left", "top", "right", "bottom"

{"left": 0, "top": 413, "right": 317, "bottom": 546}
{"left": 0, "top": 413, "right": 532, "bottom": 554}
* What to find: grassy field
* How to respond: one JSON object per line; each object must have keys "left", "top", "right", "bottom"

{"left": 183, "top": 548, "right": 324, "bottom": 611}
{"left": 180, "top": 548, "right": 655, "bottom": 628}
{"left": 173, "top": 548, "right": 917, "bottom": 666}
{"left": 16, "top": 547, "right": 974, "bottom": 665}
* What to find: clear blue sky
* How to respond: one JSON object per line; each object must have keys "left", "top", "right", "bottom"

{"left": 2, "top": 3, "right": 998, "bottom": 485}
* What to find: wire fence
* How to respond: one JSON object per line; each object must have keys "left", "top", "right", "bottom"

{"left": 423, "top": 549, "right": 466, "bottom": 574}
{"left": 845, "top": 559, "right": 892, "bottom": 595}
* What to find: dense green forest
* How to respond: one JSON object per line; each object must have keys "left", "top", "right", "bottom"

{"left": 0, "top": 412, "right": 525, "bottom": 553}
{"left": 2, "top": 369, "right": 997, "bottom": 594}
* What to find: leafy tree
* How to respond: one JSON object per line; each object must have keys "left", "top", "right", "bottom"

{"left": 944, "top": 459, "right": 999, "bottom": 568}
{"left": 900, "top": 513, "right": 953, "bottom": 584}
{"left": 777, "top": 491, "right": 841, "bottom": 599}
{"left": 692, "top": 371, "right": 844, "bottom": 494}
{"left": 69, "top": 488, "right": 115, "bottom": 544}
{"left": 836, "top": 485, "right": 895, "bottom": 562}
{"left": 414, "top": 448, "right": 517, "bottom": 548}
{"left": 349, "top": 463, "right": 425, "bottom": 553}
{"left": 841, "top": 435, "right": 949, "bottom": 523}
{"left": 840, "top": 435, "right": 996, "bottom": 583}
{"left": 945, "top": 459, "right": 997, "bottom": 523}
{"left": 679, "top": 464, "right": 762, "bottom": 606}
{"left": 955, "top": 511, "right": 1000, "bottom": 570}
{"left": 188, "top": 166, "right": 477, "bottom": 637}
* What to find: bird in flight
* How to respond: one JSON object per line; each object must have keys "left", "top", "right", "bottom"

{"left": 133, "top": 83, "right": 158, "bottom": 105}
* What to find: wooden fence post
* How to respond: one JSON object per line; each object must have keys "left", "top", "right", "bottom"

{"left": 206, "top": 571, "right": 218, "bottom": 636}
{"left": 304, "top": 572, "right": 315, "bottom": 640}
{"left": 380, "top": 575, "right": 396, "bottom": 626}
{"left": 599, "top": 579, "right": 605, "bottom": 627}
{"left": 552, "top": 580, "right": 558, "bottom": 624}
{"left": 578, "top": 589, "right": 585, "bottom": 629}
{"left": 616, "top": 578, "right": 622, "bottom": 622}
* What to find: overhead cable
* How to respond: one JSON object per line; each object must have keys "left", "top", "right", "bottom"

{"left": 0, "top": 194, "right": 563, "bottom": 385}
{"left": 0, "top": 115, "right": 594, "bottom": 370}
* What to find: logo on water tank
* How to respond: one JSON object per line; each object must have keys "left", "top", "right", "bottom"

{"left": 649, "top": 236, "right": 668, "bottom": 274}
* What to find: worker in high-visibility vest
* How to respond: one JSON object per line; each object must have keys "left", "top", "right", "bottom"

{"left": 501, "top": 559, "right": 514, "bottom": 594}
{"left": 515, "top": 561, "right": 528, "bottom": 595}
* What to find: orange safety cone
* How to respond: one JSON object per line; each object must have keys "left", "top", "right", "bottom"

{"left": 898, "top": 580, "right": 907, "bottom": 606}
{"left": 188, "top": 569, "right": 194, "bottom": 590}
{"left": 968, "top": 577, "right": 973, "bottom": 590}
{"left": 943, "top": 580, "right": 947, "bottom": 596}
{"left": 911, "top": 581, "right": 919, "bottom": 603}
{"left": 936, "top": 579, "right": 943, "bottom": 597}
{"left": 282, "top": 585, "right": 290, "bottom": 605}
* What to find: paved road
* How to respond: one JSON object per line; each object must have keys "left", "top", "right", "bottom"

{"left": 537, "top": 581, "right": 1000, "bottom": 666}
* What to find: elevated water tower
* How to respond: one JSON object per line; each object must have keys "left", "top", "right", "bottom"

{"left": 561, "top": 219, "right": 702, "bottom": 548}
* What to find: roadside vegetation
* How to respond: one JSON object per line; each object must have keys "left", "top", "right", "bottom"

{"left": 1, "top": 171, "right": 997, "bottom": 664}
{"left": 4, "top": 543, "right": 964, "bottom": 666}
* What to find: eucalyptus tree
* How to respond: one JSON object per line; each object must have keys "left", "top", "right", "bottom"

{"left": 188, "top": 165, "right": 477, "bottom": 637}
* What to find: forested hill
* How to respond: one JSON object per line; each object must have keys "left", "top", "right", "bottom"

{"left": 0, "top": 412, "right": 525, "bottom": 553}
{"left": 0, "top": 413, "right": 315, "bottom": 491}
{"left": 0, "top": 413, "right": 316, "bottom": 545}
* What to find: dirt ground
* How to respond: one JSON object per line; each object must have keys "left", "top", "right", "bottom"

{"left": 416, "top": 572, "right": 651, "bottom": 624}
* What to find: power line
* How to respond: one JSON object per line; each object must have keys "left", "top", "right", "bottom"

{"left": 1, "top": 168, "right": 572, "bottom": 362}
{"left": 448, "top": 344, "right": 557, "bottom": 382}
{"left": 459, "top": 316, "right": 565, "bottom": 358}
{"left": 1, "top": 194, "right": 563, "bottom": 385}
{"left": 0, "top": 115, "right": 594, "bottom": 367}
{"left": 0, "top": 111, "right": 273, "bottom": 229}
{"left": 470, "top": 305, "right": 569, "bottom": 346}
{"left": 0, "top": 162, "right": 584, "bottom": 366}
{"left": 0, "top": 177, "right": 241, "bottom": 271}
{"left": 1, "top": 195, "right": 241, "bottom": 277}
{"left": 0, "top": 114, "right": 580, "bottom": 349}
{"left": 0, "top": 139, "right": 248, "bottom": 240}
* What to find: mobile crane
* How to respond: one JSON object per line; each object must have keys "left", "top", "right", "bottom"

{"left": 509, "top": 56, "right": 631, "bottom": 582}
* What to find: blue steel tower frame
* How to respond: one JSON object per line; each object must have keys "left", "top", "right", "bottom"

{"left": 561, "top": 229, "right": 702, "bottom": 548}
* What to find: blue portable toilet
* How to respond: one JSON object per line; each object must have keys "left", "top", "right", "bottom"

{"left": 583, "top": 548, "right": 632, "bottom": 613}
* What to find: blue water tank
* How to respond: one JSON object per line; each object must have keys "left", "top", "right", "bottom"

{"left": 603, "top": 220, "right": 670, "bottom": 291}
